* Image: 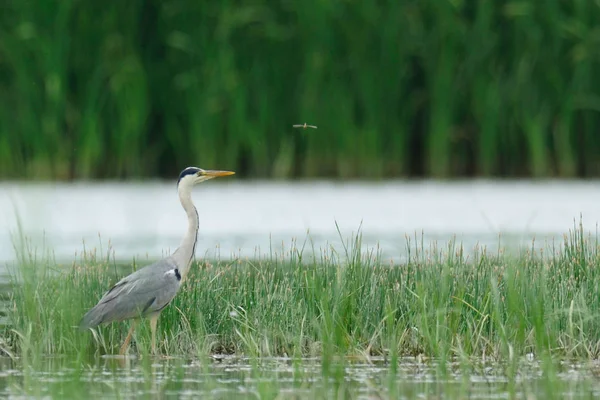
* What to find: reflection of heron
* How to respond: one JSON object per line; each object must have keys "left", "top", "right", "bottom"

{"left": 79, "top": 167, "right": 235, "bottom": 355}
{"left": 293, "top": 123, "right": 317, "bottom": 129}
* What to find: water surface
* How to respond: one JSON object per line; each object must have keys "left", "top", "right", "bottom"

{"left": 1, "top": 180, "right": 599, "bottom": 267}
{"left": 0, "top": 355, "right": 598, "bottom": 399}
{"left": 2, "top": 179, "right": 600, "bottom": 399}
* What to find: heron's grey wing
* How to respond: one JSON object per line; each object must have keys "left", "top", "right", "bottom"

{"left": 79, "top": 258, "right": 182, "bottom": 329}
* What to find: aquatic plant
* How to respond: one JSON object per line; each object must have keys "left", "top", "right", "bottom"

{"left": 3, "top": 220, "right": 600, "bottom": 366}
{"left": 1, "top": 1, "right": 599, "bottom": 179}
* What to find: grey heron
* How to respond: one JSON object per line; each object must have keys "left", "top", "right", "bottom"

{"left": 79, "top": 166, "right": 235, "bottom": 355}
{"left": 293, "top": 123, "right": 317, "bottom": 129}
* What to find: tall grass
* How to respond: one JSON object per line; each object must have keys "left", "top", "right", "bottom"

{"left": 3, "top": 220, "right": 600, "bottom": 365}
{"left": 1, "top": 1, "right": 600, "bottom": 179}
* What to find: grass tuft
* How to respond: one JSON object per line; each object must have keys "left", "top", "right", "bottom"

{"left": 3, "top": 220, "right": 600, "bottom": 363}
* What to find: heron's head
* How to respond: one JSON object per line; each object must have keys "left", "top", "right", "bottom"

{"left": 177, "top": 166, "right": 235, "bottom": 188}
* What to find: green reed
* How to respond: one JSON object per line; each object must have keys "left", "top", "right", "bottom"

{"left": 1, "top": 1, "right": 600, "bottom": 179}
{"left": 2, "top": 220, "right": 600, "bottom": 364}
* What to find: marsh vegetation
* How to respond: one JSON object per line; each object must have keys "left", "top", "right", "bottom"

{"left": 2, "top": 222, "right": 600, "bottom": 397}
{"left": 3, "top": 1, "right": 600, "bottom": 180}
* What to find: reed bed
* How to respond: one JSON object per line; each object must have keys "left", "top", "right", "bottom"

{"left": 3, "top": 221, "right": 600, "bottom": 366}
{"left": 1, "top": 1, "right": 600, "bottom": 180}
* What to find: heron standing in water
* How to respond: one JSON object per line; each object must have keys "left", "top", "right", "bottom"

{"left": 79, "top": 166, "right": 235, "bottom": 355}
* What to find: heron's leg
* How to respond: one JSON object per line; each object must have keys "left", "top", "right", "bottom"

{"left": 149, "top": 314, "right": 159, "bottom": 355}
{"left": 120, "top": 320, "right": 138, "bottom": 355}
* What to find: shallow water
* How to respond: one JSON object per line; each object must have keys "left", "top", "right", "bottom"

{"left": 3, "top": 179, "right": 600, "bottom": 398}
{"left": 2, "top": 179, "right": 600, "bottom": 268}
{"left": 0, "top": 355, "right": 598, "bottom": 399}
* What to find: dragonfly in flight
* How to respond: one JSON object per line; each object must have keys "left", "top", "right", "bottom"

{"left": 293, "top": 123, "right": 317, "bottom": 129}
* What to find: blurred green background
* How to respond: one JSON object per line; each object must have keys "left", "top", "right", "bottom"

{"left": 1, "top": 0, "right": 599, "bottom": 180}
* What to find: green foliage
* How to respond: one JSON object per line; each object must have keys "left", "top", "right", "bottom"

{"left": 1, "top": 1, "right": 600, "bottom": 179}
{"left": 3, "top": 221, "right": 600, "bottom": 364}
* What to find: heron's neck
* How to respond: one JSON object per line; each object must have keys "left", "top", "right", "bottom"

{"left": 173, "top": 185, "right": 199, "bottom": 279}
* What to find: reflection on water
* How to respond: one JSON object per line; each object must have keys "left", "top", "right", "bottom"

{"left": 1, "top": 180, "right": 600, "bottom": 266}
{"left": 0, "top": 356, "right": 598, "bottom": 399}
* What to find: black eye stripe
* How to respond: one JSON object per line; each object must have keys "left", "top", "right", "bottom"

{"left": 177, "top": 167, "right": 200, "bottom": 185}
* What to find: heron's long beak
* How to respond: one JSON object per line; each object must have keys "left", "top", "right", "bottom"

{"left": 202, "top": 170, "right": 235, "bottom": 177}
